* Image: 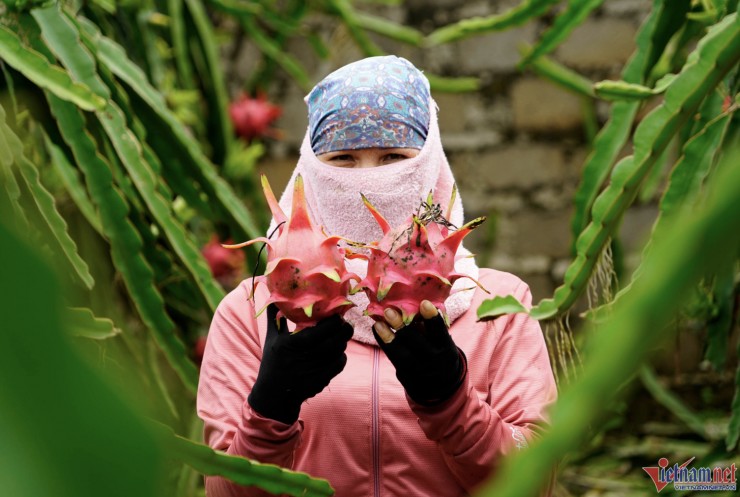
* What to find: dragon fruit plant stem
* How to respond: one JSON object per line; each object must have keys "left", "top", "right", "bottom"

{"left": 224, "top": 174, "right": 360, "bottom": 331}
{"left": 357, "top": 190, "right": 487, "bottom": 326}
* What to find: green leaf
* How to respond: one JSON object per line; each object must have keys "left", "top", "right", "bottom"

{"left": 594, "top": 74, "right": 677, "bottom": 101}
{"left": 31, "top": 6, "right": 109, "bottom": 95}
{"left": 168, "top": 0, "right": 195, "bottom": 90}
{"left": 241, "top": 15, "right": 312, "bottom": 91}
{"left": 307, "top": 31, "right": 330, "bottom": 59}
{"left": 90, "top": 0, "right": 116, "bottom": 14}
{"left": 653, "top": 72, "right": 677, "bottom": 92}
{"left": 136, "top": 10, "right": 167, "bottom": 89}
{"left": 204, "top": 0, "right": 295, "bottom": 35}
{"left": 325, "top": 0, "right": 383, "bottom": 57}
{"left": 705, "top": 264, "right": 735, "bottom": 371}
{"left": 522, "top": 46, "right": 594, "bottom": 98}
{"left": 476, "top": 295, "right": 529, "bottom": 320}
{"left": 728, "top": 340, "right": 740, "bottom": 451}
{"left": 102, "top": 95, "right": 226, "bottom": 312}
{"left": 354, "top": 11, "right": 423, "bottom": 45}
{"left": 1, "top": 59, "right": 19, "bottom": 117}
{"left": 239, "top": 0, "right": 307, "bottom": 99}
{"left": 0, "top": 24, "right": 105, "bottom": 111}
{"left": 151, "top": 422, "right": 335, "bottom": 497}
{"left": 34, "top": 5, "right": 225, "bottom": 313}
{"left": 569, "top": 100, "right": 639, "bottom": 249}
{"left": 583, "top": 100, "right": 733, "bottom": 323}
{"left": 75, "top": 17, "right": 264, "bottom": 243}
{"left": 518, "top": 0, "right": 606, "bottom": 69}
{"left": 0, "top": 108, "right": 28, "bottom": 231}
{"left": 659, "top": 111, "right": 731, "bottom": 223}
{"left": 638, "top": 138, "right": 671, "bottom": 203}
{"left": 524, "top": 12, "right": 740, "bottom": 320}
{"left": 425, "top": 74, "right": 481, "bottom": 93}
{"left": 175, "top": 416, "right": 207, "bottom": 497}
{"left": 65, "top": 307, "right": 121, "bottom": 339}
{"left": 183, "top": 0, "right": 233, "bottom": 163}
{"left": 639, "top": 366, "right": 710, "bottom": 439}
{"left": 43, "top": 132, "right": 103, "bottom": 234}
{"left": 568, "top": 0, "right": 671, "bottom": 247}
{"left": 426, "top": 0, "right": 560, "bottom": 46}
{"left": 16, "top": 153, "right": 96, "bottom": 289}
{"left": 0, "top": 106, "right": 95, "bottom": 290}
{"left": 46, "top": 93, "right": 199, "bottom": 393}
{"left": 644, "top": 0, "right": 693, "bottom": 76}
{"left": 31, "top": 8, "right": 203, "bottom": 391}
{"left": 0, "top": 221, "right": 163, "bottom": 497}
{"left": 147, "top": 338, "right": 182, "bottom": 423}
{"left": 476, "top": 141, "right": 740, "bottom": 497}
{"left": 0, "top": 107, "right": 15, "bottom": 168}
{"left": 594, "top": 80, "right": 660, "bottom": 101}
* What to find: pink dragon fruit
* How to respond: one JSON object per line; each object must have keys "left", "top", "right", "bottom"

{"left": 356, "top": 192, "right": 486, "bottom": 326}
{"left": 202, "top": 234, "right": 245, "bottom": 290}
{"left": 229, "top": 93, "right": 282, "bottom": 141}
{"left": 225, "top": 174, "right": 360, "bottom": 331}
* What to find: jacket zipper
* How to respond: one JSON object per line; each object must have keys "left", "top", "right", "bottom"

{"left": 372, "top": 348, "right": 381, "bottom": 497}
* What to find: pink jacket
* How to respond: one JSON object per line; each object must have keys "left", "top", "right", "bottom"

{"left": 197, "top": 268, "right": 557, "bottom": 496}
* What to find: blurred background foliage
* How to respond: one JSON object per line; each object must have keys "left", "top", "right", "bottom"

{"left": 0, "top": 0, "right": 738, "bottom": 496}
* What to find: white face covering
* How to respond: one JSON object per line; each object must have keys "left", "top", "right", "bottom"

{"left": 268, "top": 100, "right": 479, "bottom": 345}
{"left": 300, "top": 150, "right": 439, "bottom": 246}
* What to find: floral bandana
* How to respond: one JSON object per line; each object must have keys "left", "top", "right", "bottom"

{"left": 306, "top": 55, "right": 431, "bottom": 155}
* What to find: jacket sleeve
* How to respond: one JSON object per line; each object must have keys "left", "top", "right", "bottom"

{"left": 197, "top": 282, "right": 303, "bottom": 496}
{"left": 409, "top": 280, "right": 557, "bottom": 495}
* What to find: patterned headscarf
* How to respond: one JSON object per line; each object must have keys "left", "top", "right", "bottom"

{"left": 306, "top": 56, "right": 431, "bottom": 154}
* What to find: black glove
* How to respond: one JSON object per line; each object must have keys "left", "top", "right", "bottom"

{"left": 248, "top": 304, "right": 353, "bottom": 424}
{"left": 373, "top": 309, "right": 467, "bottom": 406}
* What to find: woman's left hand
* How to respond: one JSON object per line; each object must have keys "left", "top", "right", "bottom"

{"left": 373, "top": 300, "right": 467, "bottom": 406}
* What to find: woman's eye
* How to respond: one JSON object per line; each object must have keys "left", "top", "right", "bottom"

{"left": 329, "top": 154, "right": 353, "bottom": 162}
{"left": 383, "top": 153, "right": 407, "bottom": 163}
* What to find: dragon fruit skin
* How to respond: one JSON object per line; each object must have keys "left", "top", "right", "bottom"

{"left": 225, "top": 174, "right": 359, "bottom": 331}
{"left": 357, "top": 194, "right": 486, "bottom": 326}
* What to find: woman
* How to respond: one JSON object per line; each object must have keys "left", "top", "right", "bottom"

{"left": 197, "top": 56, "right": 557, "bottom": 497}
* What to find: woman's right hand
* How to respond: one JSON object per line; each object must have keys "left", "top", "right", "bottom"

{"left": 248, "top": 304, "right": 353, "bottom": 424}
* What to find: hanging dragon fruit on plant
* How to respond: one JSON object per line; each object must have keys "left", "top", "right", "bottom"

{"left": 355, "top": 190, "right": 487, "bottom": 326}
{"left": 229, "top": 93, "right": 282, "bottom": 141}
{"left": 225, "top": 174, "right": 360, "bottom": 331}
{"left": 202, "top": 234, "right": 245, "bottom": 289}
